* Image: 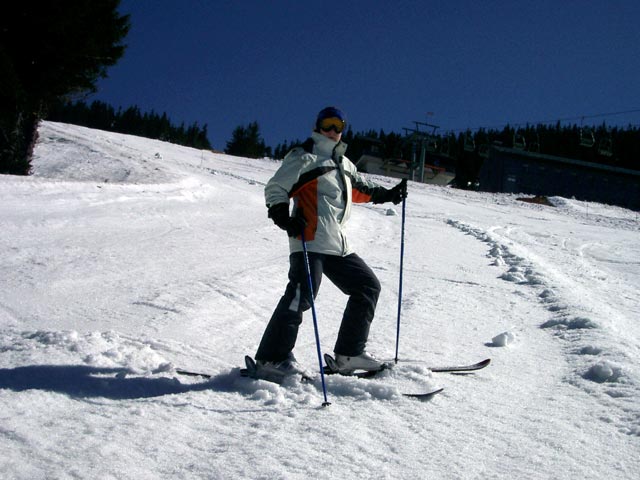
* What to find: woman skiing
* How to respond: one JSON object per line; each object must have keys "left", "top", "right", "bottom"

{"left": 254, "top": 106, "right": 407, "bottom": 379}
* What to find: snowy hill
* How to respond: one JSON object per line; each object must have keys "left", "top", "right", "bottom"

{"left": 1, "top": 121, "right": 639, "bottom": 479}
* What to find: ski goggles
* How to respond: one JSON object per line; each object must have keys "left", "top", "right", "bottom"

{"left": 318, "top": 117, "right": 346, "bottom": 134}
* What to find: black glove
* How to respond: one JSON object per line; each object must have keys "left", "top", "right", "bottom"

{"left": 372, "top": 179, "right": 408, "bottom": 205}
{"left": 285, "top": 209, "right": 307, "bottom": 238}
{"left": 268, "top": 203, "right": 307, "bottom": 238}
{"left": 389, "top": 179, "right": 408, "bottom": 204}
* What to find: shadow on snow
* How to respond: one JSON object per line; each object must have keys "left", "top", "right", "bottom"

{"left": 0, "top": 364, "right": 227, "bottom": 400}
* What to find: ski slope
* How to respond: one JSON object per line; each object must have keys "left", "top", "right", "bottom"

{"left": 1, "top": 121, "right": 638, "bottom": 479}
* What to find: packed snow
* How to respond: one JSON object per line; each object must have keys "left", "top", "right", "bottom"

{"left": 1, "top": 121, "right": 639, "bottom": 479}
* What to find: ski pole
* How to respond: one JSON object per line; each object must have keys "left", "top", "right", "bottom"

{"left": 300, "top": 232, "right": 331, "bottom": 407}
{"left": 394, "top": 194, "right": 407, "bottom": 364}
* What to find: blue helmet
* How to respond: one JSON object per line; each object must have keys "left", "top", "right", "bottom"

{"left": 315, "top": 106, "right": 346, "bottom": 131}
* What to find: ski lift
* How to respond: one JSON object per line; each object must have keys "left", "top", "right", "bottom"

{"left": 598, "top": 136, "right": 613, "bottom": 157}
{"left": 440, "top": 136, "right": 449, "bottom": 155}
{"left": 439, "top": 135, "right": 454, "bottom": 157}
{"left": 426, "top": 137, "right": 438, "bottom": 153}
{"left": 464, "top": 133, "right": 475, "bottom": 152}
{"left": 579, "top": 126, "right": 595, "bottom": 148}
{"left": 513, "top": 130, "right": 526, "bottom": 150}
{"left": 529, "top": 132, "right": 541, "bottom": 153}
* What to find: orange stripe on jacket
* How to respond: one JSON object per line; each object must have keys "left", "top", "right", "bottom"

{"left": 352, "top": 188, "right": 373, "bottom": 204}
{"left": 291, "top": 179, "right": 318, "bottom": 242}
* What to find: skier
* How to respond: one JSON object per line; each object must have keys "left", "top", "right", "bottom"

{"left": 254, "top": 106, "right": 407, "bottom": 379}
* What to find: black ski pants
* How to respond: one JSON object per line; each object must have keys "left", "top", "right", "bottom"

{"left": 255, "top": 252, "right": 381, "bottom": 362}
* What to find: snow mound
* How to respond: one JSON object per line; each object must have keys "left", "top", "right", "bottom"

{"left": 583, "top": 361, "right": 624, "bottom": 383}
{"left": 491, "top": 331, "right": 516, "bottom": 347}
{"left": 540, "top": 316, "right": 599, "bottom": 330}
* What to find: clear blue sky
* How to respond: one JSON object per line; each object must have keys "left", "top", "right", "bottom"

{"left": 92, "top": 0, "right": 640, "bottom": 150}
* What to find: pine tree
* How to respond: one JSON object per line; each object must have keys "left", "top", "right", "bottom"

{"left": 1, "top": 0, "right": 130, "bottom": 174}
{"left": 225, "top": 121, "right": 268, "bottom": 158}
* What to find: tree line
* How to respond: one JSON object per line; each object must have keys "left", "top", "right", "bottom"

{"left": 447, "top": 122, "right": 640, "bottom": 188}
{"left": 46, "top": 100, "right": 212, "bottom": 150}
{"left": 253, "top": 121, "right": 639, "bottom": 178}
{"left": 40, "top": 104, "right": 640, "bottom": 178}
{"left": 457, "top": 122, "right": 640, "bottom": 171}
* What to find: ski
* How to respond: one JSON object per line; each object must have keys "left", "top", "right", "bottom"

{"left": 429, "top": 358, "right": 491, "bottom": 373}
{"left": 176, "top": 357, "right": 313, "bottom": 382}
{"left": 242, "top": 355, "right": 442, "bottom": 399}
{"left": 177, "top": 357, "right": 490, "bottom": 381}
{"left": 403, "top": 388, "right": 443, "bottom": 400}
{"left": 175, "top": 369, "right": 211, "bottom": 379}
{"left": 176, "top": 352, "right": 483, "bottom": 401}
{"left": 240, "top": 367, "right": 442, "bottom": 400}
{"left": 323, "top": 353, "right": 490, "bottom": 375}
{"left": 173, "top": 356, "right": 443, "bottom": 399}
{"left": 177, "top": 365, "right": 442, "bottom": 400}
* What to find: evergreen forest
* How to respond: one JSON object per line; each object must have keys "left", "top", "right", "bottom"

{"left": 275, "top": 122, "right": 640, "bottom": 173}
{"left": 46, "top": 100, "right": 212, "bottom": 151}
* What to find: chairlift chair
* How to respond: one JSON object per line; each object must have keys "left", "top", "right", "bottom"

{"left": 440, "top": 137, "right": 449, "bottom": 155}
{"left": 464, "top": 133, "right": 475, "bottom": 152}
{"left": 426, "top": 137, "right": 438, "bottom": 153}
{"left": 440, "top": 135, "right": 454, "bottom": 157}
{"left": 478, "top": 144, "right": 490, "bottom": 158}
{"left": 579, "top": 126, "right": 595, "bottom": 148}
{"left": 529, "top": 132, "right": 541, "bottom": 153}
{"left": 598, "top": 136, "right": 613, "bottom": 157}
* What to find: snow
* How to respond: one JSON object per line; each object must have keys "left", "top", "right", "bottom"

{"left": 1, "top": 121, "right": 639, "bottom": 479}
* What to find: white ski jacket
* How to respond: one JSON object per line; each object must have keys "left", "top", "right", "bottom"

{"left": 265, "top": 132, "right": 385, "bottom": 256}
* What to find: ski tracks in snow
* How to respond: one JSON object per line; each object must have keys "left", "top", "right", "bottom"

{"left": 446, "top": 218, "right": 640, "bottom": 436}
